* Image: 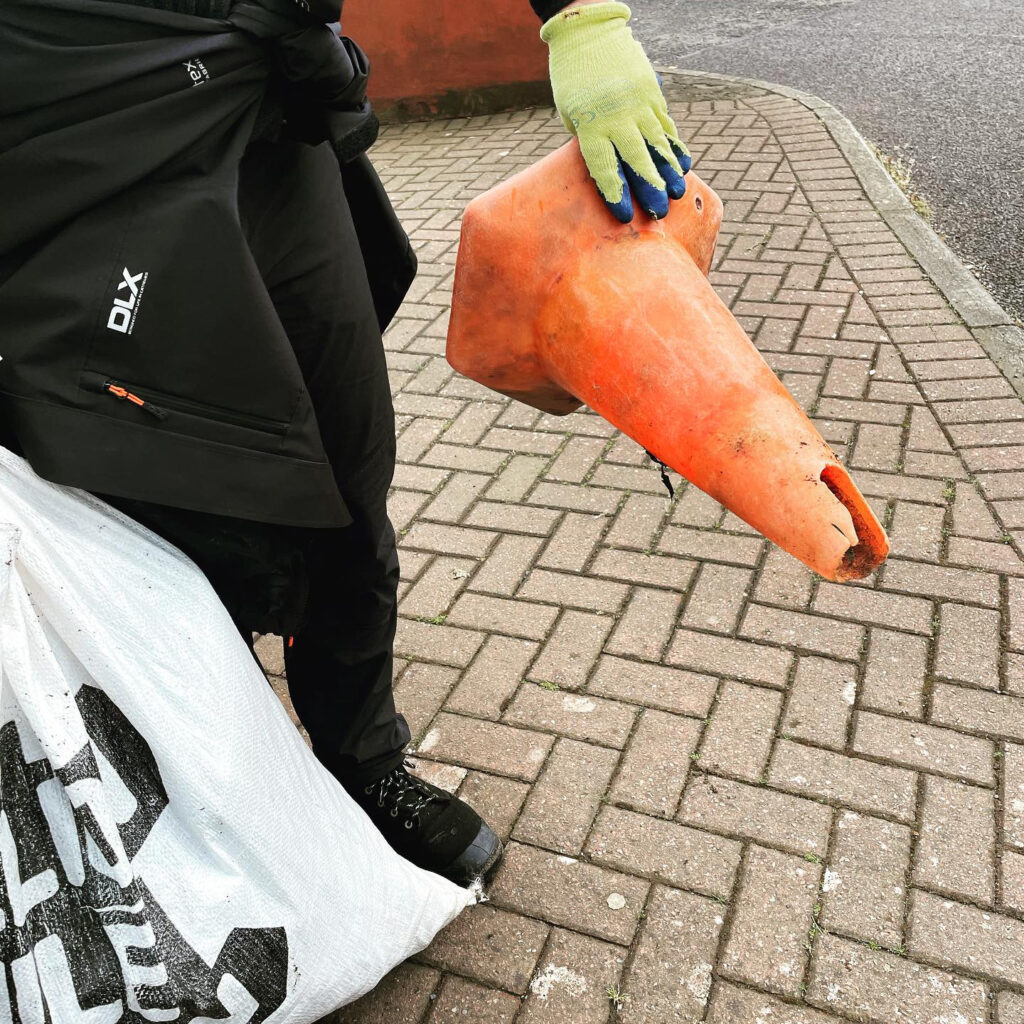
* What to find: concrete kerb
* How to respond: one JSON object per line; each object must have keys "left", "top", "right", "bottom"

{"left": 655, "top": 67, "right": 1024, "bottom": 397}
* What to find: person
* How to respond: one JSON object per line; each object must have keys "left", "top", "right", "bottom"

{"left": 0, "top": 0, "right": 691, "bottom": 886}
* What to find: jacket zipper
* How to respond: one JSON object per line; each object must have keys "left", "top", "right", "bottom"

{"left": 103, "top": 382, "right": 167, "bottom": 420}
{"left": 82, "top": 373, "right": 290, "bottom": 436}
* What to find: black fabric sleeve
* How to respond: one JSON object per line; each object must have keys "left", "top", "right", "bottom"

{"left": 101, "top": 0, "right": 235, "bottom": 16}
{"left": 102, "top": 0, "right": 344, "bottom": 22}
{"left": 531, "top": 0, "right": 575, "bottom": 22}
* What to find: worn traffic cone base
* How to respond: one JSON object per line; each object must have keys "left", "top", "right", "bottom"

{"left": 447, "top": 142, "right": 889, "bottom": 581}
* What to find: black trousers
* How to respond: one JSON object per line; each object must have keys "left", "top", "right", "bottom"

{"left": 243, "top": 138, "right": 412, "bottom": 784}
{"left": 107, "top": 138, "right": 411, "bottom": 785}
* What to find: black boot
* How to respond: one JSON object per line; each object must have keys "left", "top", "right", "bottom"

{"left": 349, "top": 762, "right": 503, "bottom": 887}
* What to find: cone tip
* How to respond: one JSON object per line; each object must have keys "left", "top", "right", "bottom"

{"left": 820, "top": 464, "right": 890, "bottom": 581}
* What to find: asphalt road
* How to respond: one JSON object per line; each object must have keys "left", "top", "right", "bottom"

{"left": 632, "top": 0, "right": 1024, "bottom": 322}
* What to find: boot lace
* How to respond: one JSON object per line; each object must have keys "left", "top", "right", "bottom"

{"left": 363, "top": 762, "right": 446, "bottom": 831}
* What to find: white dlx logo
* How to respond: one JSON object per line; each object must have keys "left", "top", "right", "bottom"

{"left": 183, "top": 58, "right": 211, "bottom": 86}
{"left": 106, "top": 267, "right": 147, "bottom": 334}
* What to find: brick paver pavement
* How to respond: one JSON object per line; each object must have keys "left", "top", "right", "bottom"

{"left": 270, "top": 75, "right": 1024, "bottom": 1023}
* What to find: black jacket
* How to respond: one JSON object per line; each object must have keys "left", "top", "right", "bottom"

{"left": 0, "top": 0, "right": 414, "bottom": 527}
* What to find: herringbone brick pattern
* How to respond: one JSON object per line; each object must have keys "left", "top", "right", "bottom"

{"left": 270, "top": 79, "right": 1024, "bottom": 1023}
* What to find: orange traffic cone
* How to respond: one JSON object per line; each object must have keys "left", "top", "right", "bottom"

{"left": 446, "top": 142, "right": 888, "bottom": 581}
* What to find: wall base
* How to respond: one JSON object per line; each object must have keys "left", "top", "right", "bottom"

{"left": 376, "top": 80, "right": 554, "bottom": 123}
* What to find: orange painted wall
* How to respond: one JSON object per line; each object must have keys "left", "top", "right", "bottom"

{"left": 341, "top": 0, "right": 549, "bottom": 105}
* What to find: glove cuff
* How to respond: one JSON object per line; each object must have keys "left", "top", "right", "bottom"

{"left": 540, "top": 1, "right": 631, "bottom": 45}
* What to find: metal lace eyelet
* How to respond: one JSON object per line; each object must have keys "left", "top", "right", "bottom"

{"left": 390, "top": 807, "right": 399, "bottom": 817}
{"left": 404, "top": 820, "right": 414, "bottom": 830}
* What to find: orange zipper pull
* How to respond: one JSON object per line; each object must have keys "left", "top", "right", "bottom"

{"left": 106, "top": 383, "right": 146, "bottom": 407}
{"left": 103, "top": 381, "right": 167, "bottom": 419}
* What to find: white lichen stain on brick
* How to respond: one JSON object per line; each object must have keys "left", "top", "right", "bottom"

{"left": 823, "top": 868, "right": 842, "bottom": 892}
{"left": 684, "top": 962, "right": 712, "bottom": 1005}
{"left": 468, "top": 877, "right": 489, "bottom": 904}
{"left": 562, "top": 695, "right": 596, "bottom": 713}
{"left": 417, "top": 728, "right": 440, "bottom": 753}
{"left": 556, "top": 855, "right": 576, "bottom": 865}
{"left": 606, "top": 892, "right": 627, "bottom": 910}
{"left": 826, "top": 982, "right": 841, "bottom": 1002}
{"left": 842, "top": 679, "right": 857, "bottom": 705}
{"left": 527, "top": 746, "right": 547, "bottom": 764}
{"left": 530, "top": 964, "right": 588, "bottom": 1000}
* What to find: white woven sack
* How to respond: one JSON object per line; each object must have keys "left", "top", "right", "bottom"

{"left": 0, "top": 447, "right": 472, "bottom": 1023}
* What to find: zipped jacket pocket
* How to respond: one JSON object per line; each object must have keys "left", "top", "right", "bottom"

{"left": 81, "top": 371, "right": 291, "bottom": 437}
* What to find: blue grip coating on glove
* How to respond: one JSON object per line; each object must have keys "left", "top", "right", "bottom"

{"left": 622, "top": 153, "right": 669, "bottom": 220}
{"left": 603, "top": 142, "right": 693, "bottom": 223}
{"left": 603, "top": 162, "right": 635, "bottom": 223}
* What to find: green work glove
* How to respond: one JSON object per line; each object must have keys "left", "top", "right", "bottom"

{"left": 541, "top": 1, "right": 692, "bottom": 223}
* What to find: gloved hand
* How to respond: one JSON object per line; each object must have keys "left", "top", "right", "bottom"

{"left": 541, "top": 1, "right": 692, "bottom": 223}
